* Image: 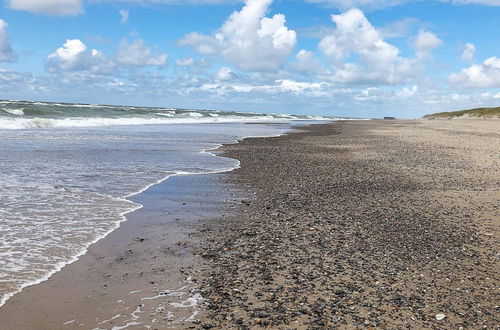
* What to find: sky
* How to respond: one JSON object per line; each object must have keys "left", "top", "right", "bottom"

{"left": 0, "top": 0, "right": 499, "bottom": 118}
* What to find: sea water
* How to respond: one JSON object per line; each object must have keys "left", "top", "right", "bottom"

{"left": 0, "top": 100, "right": 337, "bottom": 307}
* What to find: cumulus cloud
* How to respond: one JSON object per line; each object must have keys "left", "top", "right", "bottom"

{"left": 461, "top": 43, "right": 476, "bottom": 62}
{"left": 449, "top": 56, "right": 500, "bottom": 88}
{"left": 319, "top": 9, "right": 397, "bottom": 62}
{"left": 7, "top": 0, "right": 83, "bottom": 16}
{"left": 179, "top": 0, "right": 297, "bottom": 72}
{"left": 413, "top": 29, "right": 442, "bottom": 58}
{"left": 119, "top": 9, "right": 129, "bottom": 23}
{"left": 290, "top": 49, "right": 323, "bottom": 76}
{"left": 0, "top": 20, "right": 16, "bottom": 62}
{"left": 46, "top": 37, "right": 168, "bottom": 83}
{"left": 319, "top": 8, "right": 416, "bottom": 84}
{"left": 47, "top": 39, "right": 114, "bottom": 73}
{"left": 116, "top": 39, "right": 168, "bottom": 67}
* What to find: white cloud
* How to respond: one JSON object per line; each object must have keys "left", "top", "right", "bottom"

{"left": 49, "top": 39, "right": 86, "bottom": 65}
{"left": 47, "top": 39, "right": 114, "bottom": 73}
{"left": 116, "top": 39, "right": 168, "bottom": 67}
{"left": 319, "top": 9, "right": 397, "bottom": 63}
{"left": 199, "top": 78, "right": 332, "bottom": 97}
{"left": 0, "top": 68, "right": 35, "bottom": 86}
{"left": 46, "top": 37, "right": 168, "bottom": 87}
{"left": 449, "top": 56, "right": 500, "bottom": 88}
{"left": 119, "top": 9, "right": 129, "bottom": 23}
{"left": 276, "top": 79, "right": 329, "bottom": 94}
{"left": 353, "top": 85, "right": 418, "bottom": 101}
{"left": 461, "top": 43, "right": 476, "bottom": 62}
{"left": 0, "top": 68, "right": 43, "bottom": 99}
{"left": 7, "top": 0, "right": 83, "bottom": 16}
{"left": 413, "top": 29, "right": 442, "bottom": 58}
{"left": 290, "top": 49, "right": 323, "bottom": 76}
{"left": 319, "top": 8, "right": 416, "bottom": 84}
{"left": 175, "top": 57, "right": 212, "bottom": 68}
{"left": 215, "top": 66, "right": 236, "bottom": 80}
{"left": 176, "top": 57, "right": 195, "bottom": 66}
{"left": 179, "top": 0, "right": 297, "bottom": 72}
{"left": 0, "top": 20, "right": 16, "bottom": 62}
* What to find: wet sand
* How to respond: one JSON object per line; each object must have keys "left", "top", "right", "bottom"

{"left": 194, "top": 119, "right": 499, "bottom": 329}
{"left": 0, "top": 119, "right": 498, "bottom": 329}
{"left": 0, "top": 173, "right": 244, "bottom": 329}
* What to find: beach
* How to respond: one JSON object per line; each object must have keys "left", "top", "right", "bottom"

{"left": 3, "top": 0, "right": 500, "bottom": 328}
{"left": 194, "top": 119, "right": 499, "bottom": 329}
{"left": 0, "top": 119, "right": 499, "bottom": 329}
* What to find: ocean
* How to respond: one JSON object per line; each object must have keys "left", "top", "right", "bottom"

{"left": 0, "top": 100, "right": 337, "bottom": 307}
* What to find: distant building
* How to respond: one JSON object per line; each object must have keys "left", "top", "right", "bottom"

{"left": 383, "top": 117, "right": 396, "bottom": 120}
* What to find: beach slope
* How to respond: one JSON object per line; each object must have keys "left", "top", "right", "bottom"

{"left": 195, "top": 119, "right": 499, "bottom": 329}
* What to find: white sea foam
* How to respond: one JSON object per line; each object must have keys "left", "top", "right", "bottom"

{"left": 0, "top": 115, "right": 302, "bottom": 130}
{"left": 1, "top": 108, "right": 24, "bottom": 116}
{"left": 0, "top": 182, "right": 142, "bottom": 308}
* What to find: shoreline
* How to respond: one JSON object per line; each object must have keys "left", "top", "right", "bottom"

{"left": 0, "top": 121, "right": 295, "bottom": 314}
{"left": 0, "top": 171, "right": 244, "bottom": 329}
{"left": 0, "top": 119, "right": 498, "bottom": 328}
{"left": 0, "top": 121, "right": 300, "bottom": 329}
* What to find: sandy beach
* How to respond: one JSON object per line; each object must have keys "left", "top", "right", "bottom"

{"left": 3, "top": 0, "right": 500, "bottom": 328}
{"left": 0, "top": 119, "right": 498, "bottom": 329}
{"left": 194, "top": 119, "right": 499, "bottom": 329}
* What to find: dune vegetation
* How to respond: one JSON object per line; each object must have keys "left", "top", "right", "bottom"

{"left": 424, "top": 107, "right": 500, "bottom": 119}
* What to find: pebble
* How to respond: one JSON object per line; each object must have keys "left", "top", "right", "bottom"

{"left": 192, "top": 121, "right": 499, "bottom": 329}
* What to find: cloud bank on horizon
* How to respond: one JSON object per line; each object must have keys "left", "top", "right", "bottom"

{"left": 1, "top": 0, "right": 500, "bottom": 117}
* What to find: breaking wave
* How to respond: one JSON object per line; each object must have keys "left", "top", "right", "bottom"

{"left": 0, "top": 100, "right": 338, "bottom": 130}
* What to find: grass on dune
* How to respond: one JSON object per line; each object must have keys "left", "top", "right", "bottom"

{"left": 423, "top": 107, "right": 500, "bottom": 118}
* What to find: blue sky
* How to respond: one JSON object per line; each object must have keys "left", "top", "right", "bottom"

{"left": 0, "top": 0, "right": 499, "bottom": 117}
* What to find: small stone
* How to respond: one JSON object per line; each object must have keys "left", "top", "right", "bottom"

{"left": 258, "top": 311, "right": 269, "bottom": 318}
{"left": 202, "top": 324, "right": 213, "bottom": 329}
{"left": 435, "top": 313, "right": 446, "bottom": 321}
